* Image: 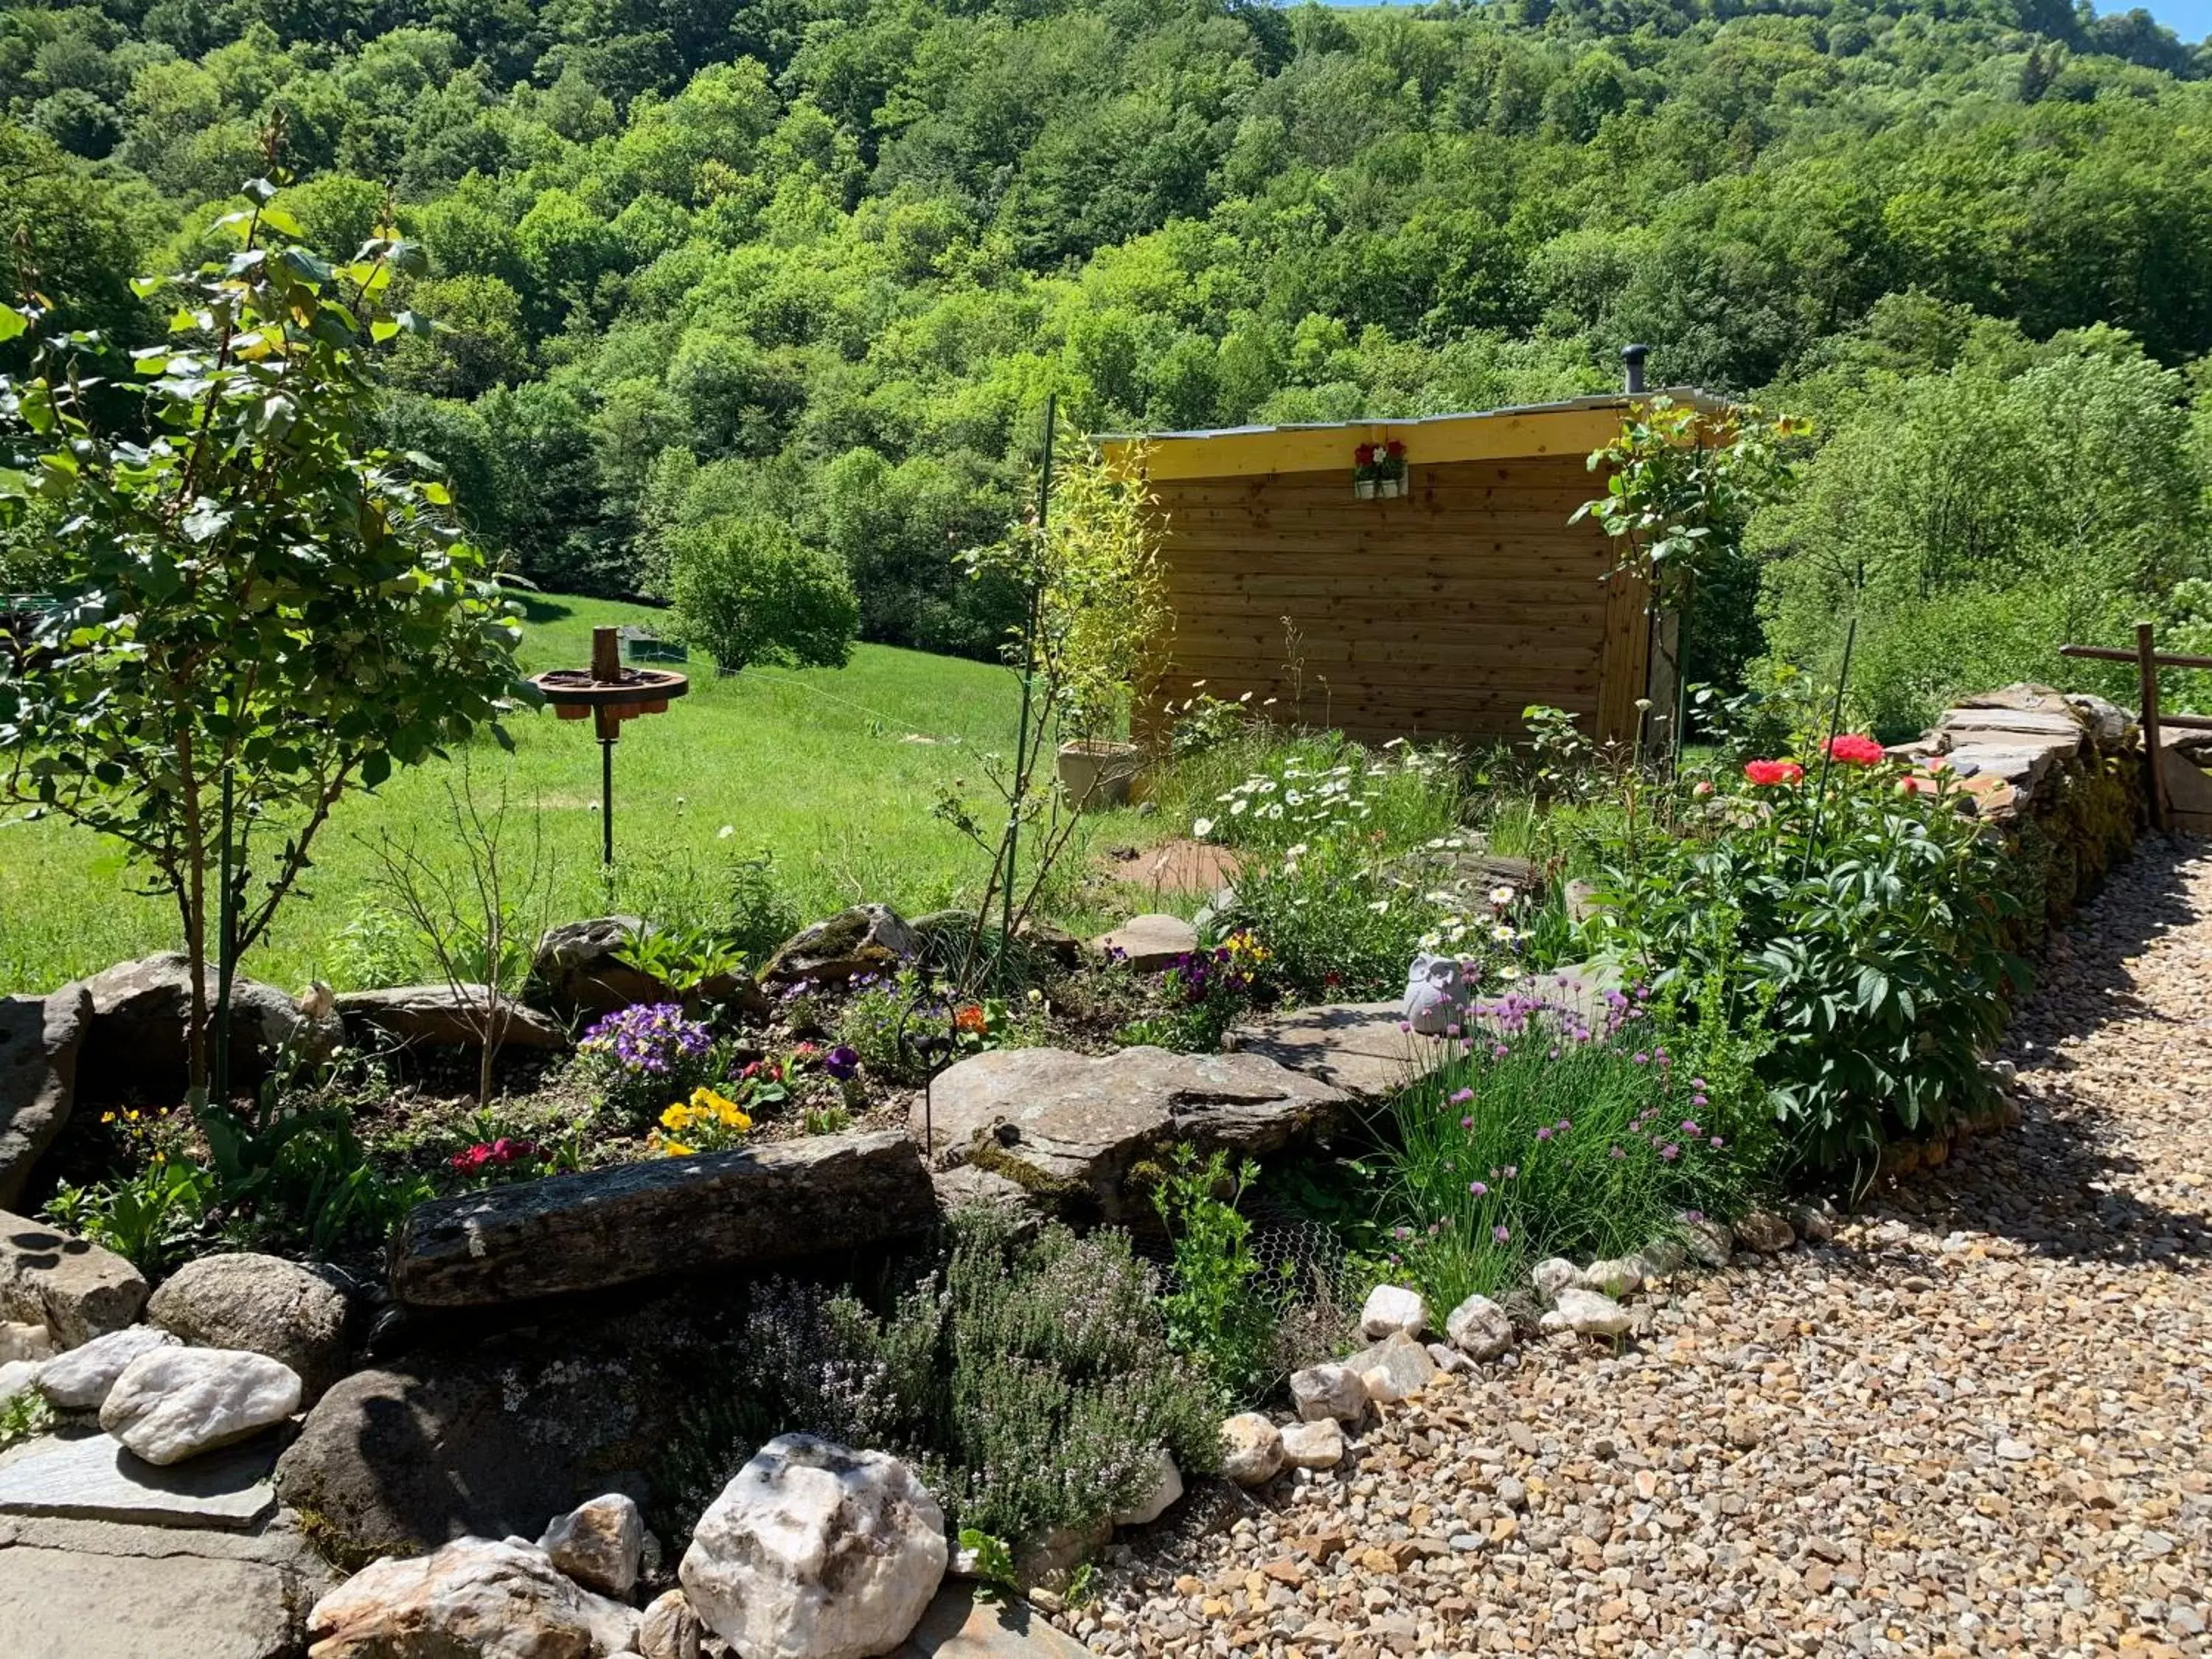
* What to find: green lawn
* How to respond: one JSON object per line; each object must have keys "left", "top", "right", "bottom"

{"left": 0, "top": 595, "right": 1160, "bottom": 995}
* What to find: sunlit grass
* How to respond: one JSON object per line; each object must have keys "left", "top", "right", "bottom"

{"left": 0, "top": 594, "right": 1175, "bottom": 993}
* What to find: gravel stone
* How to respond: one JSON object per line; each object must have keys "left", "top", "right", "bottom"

{"left": 1074, "top": 841, "right": 2212, "bottom": 1659}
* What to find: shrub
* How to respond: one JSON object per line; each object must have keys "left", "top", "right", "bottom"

{"left": 1374, "top": 970, "right": 1774, "bottom": 1312}
{"left": 667, "top": 512, "right": 860, "bottom": 676}
{"left": 1150, "top": 1147, "right": 1286, "bottom": 1407}
{"left": 659, "top": 1208, "right": 1218, "bottom": 1546}
{"left": 1585, "top": 741, "right": 2023, "bottom": 1172}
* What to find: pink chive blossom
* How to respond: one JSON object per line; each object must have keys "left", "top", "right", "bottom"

{"left": 1492, "top": 1225, "right": 1511, "bottom": 1243}
{"left": 1681, "top": 1120, "right": 1700, "bottom": 1135}
{"left": 1536, "top": 1126, "right": 1552, "bottom": 1141}
{"left": 1609, "top": 1145, "right": 1626, "bottom": 1160}
{"left": 1711, "top": 1136, "right": 1725, "bottom": 1149}
{"left": 1461, "top": 1116, "right": 1475, "bottom": 1129}
{"left": 1503, "top": 1164, "right": 1518, "bottom": 1179}
{"left": 1632, "top": 1051, "right": 1649, "bottom": 1064}
{"left": 1660, "top": 1144, "right": 1680, "bottom": 1161}
{"left": 1556, "top": 1118, "right": 1571, "bottom": 1132}
{"left": 1492, "top": 1043, "right": 1509, "bottom": 1059}
{"left": 1692, "top": 1093, "right": 1709, "bottom": 1107}
{"left": 1469, "top": 1181, "right": 1489, "bottom": 1197}
{"left": 1450, "top": 1088, "right": 1474, "bottom": 1105}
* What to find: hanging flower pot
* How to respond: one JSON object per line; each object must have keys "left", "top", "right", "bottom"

{"left": 1376, "top": 439, "right": 1409, "bottom": 499}
{"left": 1352, "top": 441, "right": 1380, "bottom": 500}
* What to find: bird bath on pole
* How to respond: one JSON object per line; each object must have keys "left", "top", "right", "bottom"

{"left": 529, "top": 625, "right": 689, "bottom": 863}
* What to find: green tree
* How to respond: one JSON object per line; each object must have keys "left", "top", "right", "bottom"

{"left": 667, "top": 511, "right": 859, "bottom": 675}
{"left": 0, "top": 177, "right": 530, "bottom": 1100}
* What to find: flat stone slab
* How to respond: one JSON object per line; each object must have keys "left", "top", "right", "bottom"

{"left": 895, "top": 1582, "right": 1099, "bottom": 1659}
{"left": 1225, "top": 1003, "right": 1449, "bottom": 1098}
{"left": 334, "top": 984, "right": 567, "bottom": 1050}
{"left": 1088, "top": 912, "right": 1199, "bottom": 971}
{"left": 0, "top": 1430, "right": 276, "bottom": 1528}
{"left": 0, "top": 1511, "right": 333, "bottom": 1659}
{"left": 392, "top": 1127, "right": 936, "bottom": 1307}
{"left": 1935, "top": 706, "right": 2085, "bottom": 750}
{"left": 917, "top": 1046, "right": 1350, "bottom": 1220}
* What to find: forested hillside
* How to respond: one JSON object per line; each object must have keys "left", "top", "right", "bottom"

{"left": 9, "top": 0, "right": 2212, "bottom": 725}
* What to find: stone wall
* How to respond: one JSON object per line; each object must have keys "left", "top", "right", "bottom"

{"left": 1899, "top": 683, "right": 2148, "bottom": 946}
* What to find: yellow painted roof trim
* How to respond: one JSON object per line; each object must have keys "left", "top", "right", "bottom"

{"left": 1097, "top": 390, "right": 1731, "bottom": 482}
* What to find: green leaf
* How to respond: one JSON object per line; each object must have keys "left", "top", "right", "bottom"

{"left": 369, "top": 319, "right": 401, "bottom": 344}
{"left": 0, "top": 308, "right": 25, "bottom": 344}
{"left": 241, "top": 177, "right": 279, "bottom": 205}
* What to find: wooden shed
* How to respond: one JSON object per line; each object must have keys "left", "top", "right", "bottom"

{"left": 1102, "top": 392, "right": 1725, "bottom": 749}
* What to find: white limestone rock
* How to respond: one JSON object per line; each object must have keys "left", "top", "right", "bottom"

{"left": 1443, "top": 1293, "right": 1514, "bottom": 1361}
{"left": 0, "top": 1357, "right": 37, "bottom": 1406}
{"left": 306, "top": 1536, "right": 641, "bottom": 1658}
{"left": 1358, "top": 1284, "right": 1428, "bottom": 1340}
{"left": 639, "top": 1587, "right": 704, "bottom": 1659}
{"left": 679, "top": 1433, "right": 947, "bottom": 1659}
{"left": 1346, "top": 1331, "right": 1438, "bottom": 1405}
{"left": 1109, "top": 1447, "right": 1182, "bottom": 1527}
{"left": 98, "top": 1345, "right": 302, "bottom": 1466}
{"left": 540, "top": 1491, "right": 646, "bottom": 1599}
{"left": 1279, "top": 1417, "right": 1346, "bottom": 1470}
{"left": 1218, "top": 1413, "right": 1284, "bottom": 1487}
{"left": 1287, "top": 1362, "right": 1368, "bottom": 1425}
{"left": 0, "top": 1319, "right": 54, "bottom": 1363}
{"left": 34, "top": 1324, "right": 178, "bottom": 1411}
{"left": 1540, "top": 1287, "right": 1632, "bottom": 1339}
{"left": 1531, "top": 1257, "right": 1582, "bottom": 1304}
{"left": 1580, "top": 1256, "right": 1646, "bottom": 1298}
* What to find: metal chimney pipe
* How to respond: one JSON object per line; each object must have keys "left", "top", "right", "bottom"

{"left": 1621, "top": 343, "right": 1650, "bottom": 394}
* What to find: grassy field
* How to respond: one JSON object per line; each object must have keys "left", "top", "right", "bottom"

{"left": 0, "top": 595, "right": 1169, "bottom": 996}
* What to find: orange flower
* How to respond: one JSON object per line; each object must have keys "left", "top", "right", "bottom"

{"left": 953, "top": 1004, "right": 987, "bottom": 1035}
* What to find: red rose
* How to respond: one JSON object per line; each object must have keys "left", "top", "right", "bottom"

{"left": 1826, "top": 734, "right": 1886, "bottom": 766}
{"left": 1743, "top": 759, "right": 1805, "bottom": 786}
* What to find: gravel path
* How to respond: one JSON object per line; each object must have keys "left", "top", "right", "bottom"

{"left": 1084, "top": 839, "right": 2212, "bottom": 1659}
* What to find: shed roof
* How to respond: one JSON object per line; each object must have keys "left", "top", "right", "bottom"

{"left": 1099, "top": 387, "right": 1731, "bottom": 481}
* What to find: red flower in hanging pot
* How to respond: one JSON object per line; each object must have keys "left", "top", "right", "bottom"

{"left": 1354, "top": 443, "right": 1376, "bottom": 467}
{"left": 1385, "top": 439, "right": 1405, "bottom": 460}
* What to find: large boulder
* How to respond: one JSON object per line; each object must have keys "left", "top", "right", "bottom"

{"left": 100, "top": 1346, "right": 302, "bottom": 1466}
{"left": 333, "top": 985, "right": 568, "bottom": 1052}
{"left": 762, "top": 905, "right": 918, "bottom": 987}
{"left": 390, "top": 1129, "right": 936, "bottom": 1307}
{"left": 532, "top": 918, "right": 771, "bottom": 1023}
{"left": 72, "top": 953, "right": 339, "bottom": 1104}
{"left": 0, "top": 1206, "right": 148, "bottom": 1349}
{"left": 305, "top": 1536, "right": 641, "bottom": 1659}
{"left": 915, "top": 1047, "right": 1350, "bottom": 1221}
{"left": 147, "top": 1252, "right": 352, "bottom": 1405}
{"left": 0, "top": 986, "right": 91, "bottom": 1210}
{"left": 680, "top": 1434, "right": 947, "bottom": 1659}
{"left": 1223, "top": 1002, "right": 1448, "bottom": 1099}
{"left": 274, "top": 1310, "right": 701, "bottom": 1558}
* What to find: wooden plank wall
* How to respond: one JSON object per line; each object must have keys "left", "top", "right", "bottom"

{"left": 1138, "top": 453, "right": 1650, "bottom": 748}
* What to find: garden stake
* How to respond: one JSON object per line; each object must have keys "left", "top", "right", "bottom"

{"left": 528, "top": 625, "right": 687, "bottom": 866}
{"left": 1800, "top": 616, "right": 1858, "bottom": 882}
{"left": 994, "top": 394, "right": 1056, "bottom": 979}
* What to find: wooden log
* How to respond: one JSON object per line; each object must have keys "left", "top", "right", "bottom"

{"left": 2138, "top": 619, "right": 2171, "bottom": 833}
{"left": 390, "top": 1128, "right": 936, "bottom": 1308}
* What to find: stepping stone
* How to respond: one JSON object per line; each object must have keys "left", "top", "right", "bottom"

{"left": 0, "top": 1430, "right": 276, "bottom": 1528}
{"left": 1088, "top": 914, "right": 1198, "bottom": 971}
{"left": 0, "top": 1510, "right": 333, "bottom": 1659}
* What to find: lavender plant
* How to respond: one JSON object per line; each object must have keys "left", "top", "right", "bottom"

{"left": 658, "top": 1208, "right": 1217, "bottom": 1546}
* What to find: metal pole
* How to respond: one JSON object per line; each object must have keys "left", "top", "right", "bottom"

{"left": 2138, "top": 619, "right": 2171, "bottom": 833}
{"left": 213, "top": 765, "right": 234, "bottom": 1107}
{"left": 600, "top": 736, "right": 616, "bottom": 864}
{"left": 997, "top": 395, "right": 1057, "bottom": 973}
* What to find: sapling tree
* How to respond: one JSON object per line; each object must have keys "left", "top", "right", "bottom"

{"left": 936, "top": 425, "right": 1166, "bottom": 987}
{"left": 0, "top": 164, "right": 531, "bottom": 1102}
{"left": 1574, "top": 397, "right": 1806, "bottom": 751}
